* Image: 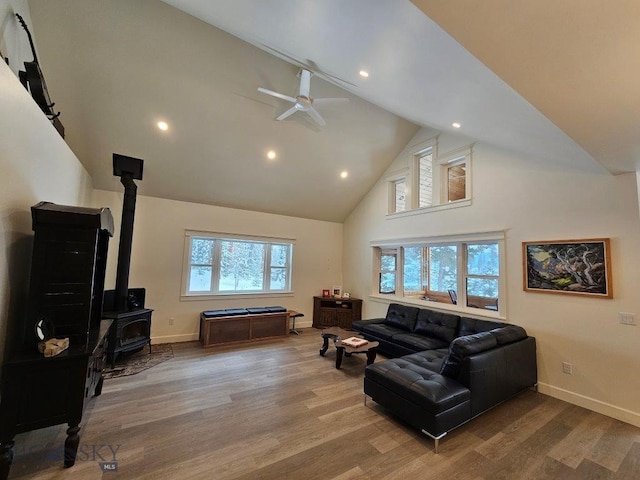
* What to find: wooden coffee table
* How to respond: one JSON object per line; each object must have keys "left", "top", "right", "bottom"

{"left": 319, "top": 327, "right": 379, "bottom": 369}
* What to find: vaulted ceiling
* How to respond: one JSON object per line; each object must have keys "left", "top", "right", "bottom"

{"left": 24, "top": 0, "right": 639, "bottom": 222}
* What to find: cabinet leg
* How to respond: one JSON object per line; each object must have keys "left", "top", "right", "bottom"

{"left": 64, "top": 425, "right": 81, "bottom": 468}
{"left": 0, "top": 440, "right": 15, "bottom": 480}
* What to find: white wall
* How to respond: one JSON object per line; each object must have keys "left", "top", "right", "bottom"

{"left": 0, "top": 0, "right": 94, "bottom": 366}
{"left": 92, "top": 189, "right": 343, "bottom": 343}
{"left": 344, "top": 127, "right": 640, "bottom": 427}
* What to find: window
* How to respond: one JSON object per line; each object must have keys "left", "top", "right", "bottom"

{"left": 417, "top": 148, "right": 434, "bottom": 208}
{"left": 388, "top": 142, "right": 473, "bottom": 217}
{"left": 379, "top": 249, "right": 397, "bottom": 294}
{"left": 466, "top": 243, "right": 499, "bottom": 310}
{"left": 403, "top": 246, "right": 424, "bottom": 294}
{"left": 428, "top": 245, "right": 458, "bottom": 293}
{"left": 439, "top": 147, "right": 471, "bottom": 204}
{"left": 391, "top": 178, "right": 406, "bottom": 213}
{"left": 445, "top": 159, "right": 466, "bottom": 202}
{"left": 372, "top": 232, "right": 504, "bottom": 313}
{"left": 183, "top": 232, "right": 293, "bottom": 296}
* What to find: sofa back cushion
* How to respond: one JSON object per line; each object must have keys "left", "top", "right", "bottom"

{"left": 440, "top": 325, "right": 530, "bottom": 378}
{"left": 440, "top": 331, "right": 498, "bottom": 378}
{"left": 384, "top": 303, "right": 419, "bottom": 332}
{"left": 489, "top": 325, "right": 528, "bottom": 345}
{"left": 413, "top": 309, "right": 459, "bottom": 343}
{"left": 457, "top": 317, "right": 503, "bottom": 338}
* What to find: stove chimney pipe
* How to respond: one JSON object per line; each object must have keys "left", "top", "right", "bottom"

{"left": 112, "top": 154, "right": 144, "bottom": 312}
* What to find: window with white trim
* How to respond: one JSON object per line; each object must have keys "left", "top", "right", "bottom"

{"left": 439, "top": 147, "right": 471, "bottom": 204}
{"left": 391, "top": 178, "right": 406, "bottom": 213}
{"left": 183, "top": 232, "right": 293, "bottom": 296}
{"left": 416, "top": 147, "right": 434, "bottom": 208}
{"left": 372, "top": 232, "right": 504, "bottom": 313}
{"left": 387, "top": 142, "right": 474, "bottom": 217}
{"left": 379, "top": 249, "right": 398, "bottom": 294}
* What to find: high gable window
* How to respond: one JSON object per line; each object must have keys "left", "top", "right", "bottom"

{"left": 183, "top": 231, "right": 293, "bottom": 297}
{"left": 440, "top": 148, "right": 470, "bottom": 203}
{"left": 417, "top": 148, "right": 434, "bottom": 208}
{"left": 387, "top": 141, "right": 473, "bottom": 218}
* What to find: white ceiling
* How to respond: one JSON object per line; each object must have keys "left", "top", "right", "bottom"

{"left": 26, "top": 0, "right": 637, "bottom": 222}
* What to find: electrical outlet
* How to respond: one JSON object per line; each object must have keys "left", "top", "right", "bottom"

{"left": 169, "top": 317, "right": 175, "bottom": 325}
{"left": 619, "top": 312, "right": 637, "bottom": 326}
{"left": 562, "top": 362, "right": 573, "bottom": 375}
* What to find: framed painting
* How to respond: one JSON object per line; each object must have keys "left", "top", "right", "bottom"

{"left": 523, "top": 238, "right": 612, "bottom": 298}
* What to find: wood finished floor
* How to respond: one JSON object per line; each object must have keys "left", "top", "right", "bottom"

{"left": 8, "top": 328, "right": 640, "bottom": 479}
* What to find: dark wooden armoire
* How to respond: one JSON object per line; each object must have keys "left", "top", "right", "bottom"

{"left": 0, "top": 202, "right": 114, "bottom": 479}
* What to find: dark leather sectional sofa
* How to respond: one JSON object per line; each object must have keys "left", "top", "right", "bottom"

{"left": 352, "top": 303, "right": 537, "bottom": 452}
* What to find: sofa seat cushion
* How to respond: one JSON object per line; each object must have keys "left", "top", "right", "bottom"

{"left": 390, "top": 333, "right": 449, "bottom": 352}
{"left": 359, "top": 323, "right": 408, "bottom": 340}
{"left": 365, "top": 359, "right": 470, "bottom": 414}
{"left": 401, "top": 349, "right": 449, "bottom": 373}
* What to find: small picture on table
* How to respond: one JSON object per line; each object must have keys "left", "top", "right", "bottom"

{"left": 332, "top": 286, "right": 342, "bottom": 298}
{"left": 322, "top": 289, "right": 331, "bottom": 297}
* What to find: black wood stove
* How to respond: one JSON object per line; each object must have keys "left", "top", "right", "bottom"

{"left": 103, "top": 154, "right": 153, "bottom": 367}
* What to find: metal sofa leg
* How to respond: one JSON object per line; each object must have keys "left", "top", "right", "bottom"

{"left": 421, "top": 430, "right": 447, "bottom": 454}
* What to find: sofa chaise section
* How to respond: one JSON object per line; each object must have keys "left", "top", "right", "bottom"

{"left": 355, "top": 303, "right": 537, "bottom": 452}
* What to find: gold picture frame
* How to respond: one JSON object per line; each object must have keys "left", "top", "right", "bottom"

{"left": 523, "top": 238, "right": 612, "bottom": 298}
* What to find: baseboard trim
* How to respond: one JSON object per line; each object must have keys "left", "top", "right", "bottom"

{"left": 152, "top": 333, "right": 199, "bottom": 344}
{"left": 538, "top": 382, "right": 640, "bottom": 428}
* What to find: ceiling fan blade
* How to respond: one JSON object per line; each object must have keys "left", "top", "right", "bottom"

{"left": 306, "top": 107, "right": 326, "bottom": 126}
{"left": 276, "top": 106, "right": 298, "bottom": 121}
{"left": 257, "top": 87, "right": 296, "bottom": 103}
{"left": 313, "top": 97, "right": 349, "bottom": 104}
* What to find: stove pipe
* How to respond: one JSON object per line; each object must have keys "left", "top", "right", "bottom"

{"left": 112, "top": 154, "right": 144, "bottom": 312}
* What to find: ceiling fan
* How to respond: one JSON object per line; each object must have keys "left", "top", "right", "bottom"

{"left": 258, "top": 68, "right": 348, "bottom": 126}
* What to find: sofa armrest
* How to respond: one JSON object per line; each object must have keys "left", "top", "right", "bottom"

{"left": 458, "top": 336, "right": 537, "bottom": 416}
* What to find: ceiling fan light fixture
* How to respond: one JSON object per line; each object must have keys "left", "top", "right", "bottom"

{"left": 257, "top": 68, "right": 346, "bottom": 127}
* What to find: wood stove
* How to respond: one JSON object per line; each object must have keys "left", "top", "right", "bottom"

{"left": 103, "top": 154, "right": 153, "bottom": 367}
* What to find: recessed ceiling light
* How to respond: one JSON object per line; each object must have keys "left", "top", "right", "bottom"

{"left": 359, "top": 70, "right": 369, "bottom": 78}
{"left": 340, "top": 170, "right": 348, "bottom": 179}
{"left": 157, "top": 121, "right": 169, "bottom": 131}
{"left": 452, "top": 122, "right": 461, "bottom": 129}
{"left": 267, "top": 150, "right": 277, "bottom": 160}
